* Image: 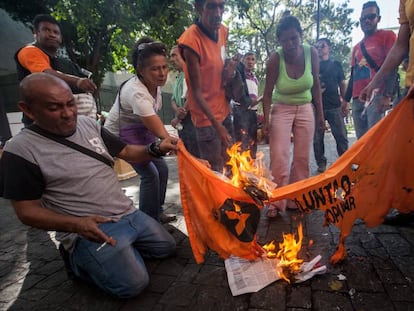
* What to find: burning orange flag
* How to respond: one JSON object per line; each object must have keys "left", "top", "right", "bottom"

{"left": 177, "top": 98, "right": 414, "bottom": 264}
{"left": 177, "top": 145, "right": 262, "bottom": 264}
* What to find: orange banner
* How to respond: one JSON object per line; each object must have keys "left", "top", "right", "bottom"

{"left": 177, "top": 98, "right": 414, "bottom": 264}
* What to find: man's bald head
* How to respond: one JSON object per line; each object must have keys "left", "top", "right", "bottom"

{"left": 18, "top": 73, "right": 77, "bottom": 136}
{"left": 20, "top": 72, "right": 70, "bottom": 105}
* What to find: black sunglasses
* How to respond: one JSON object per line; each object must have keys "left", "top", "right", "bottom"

{"left": 360, "top": 13, "right": 378, "bottom": 21}
{"left": 137, "top": 42, "right": 165, "bottom": 52}
{"left": 315, "top": 43, "right": 327, "bottom": 49}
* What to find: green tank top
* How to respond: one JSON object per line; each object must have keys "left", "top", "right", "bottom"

{"left": 274, "top": 44, "right": 313, "bottom": 105}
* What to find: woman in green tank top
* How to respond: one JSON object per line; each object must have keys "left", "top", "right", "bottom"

{"left": 262, "top": 15, "right": 325, "bottom": 218}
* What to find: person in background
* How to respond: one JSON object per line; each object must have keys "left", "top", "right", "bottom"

{"left": 232, "top": 52, "right": 261, "bottom": 159}
{"left": 313, "top": 38, "right": 348, "bottom": 173}
{"left": 104, "top": 37, "right": 176, "bottom": 224}
{"left": 169, "top": 45, "right": 199, "bottom": 157}
{"left": 0, "top": 99, "right": 12, "bottom": 148}
{"left": 393, "top": 57, "right": 409, "bottom": 106}
{"left": 178, "top": 0, "right": 234, "bottom": 172}
{"left": 262, "top": 15, "right": 324, "bottom": 218}
{"left": 344, "top": 1, "right": 397, "bottom": 139}
{"left": 15, "top": 14, "right": 97, "bottom": 126}
{"left": 0, "top": 73, "right": 178, "bottom": 298}
{"left": 359, "top": 0, "right": 414, "bottom": 226}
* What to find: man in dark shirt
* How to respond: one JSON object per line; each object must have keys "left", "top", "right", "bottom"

{"left": 15, "top": 14, "right": 97, "bottom": 126}
{"left": 313, "top": 38, "right": 348, "bottom": 173}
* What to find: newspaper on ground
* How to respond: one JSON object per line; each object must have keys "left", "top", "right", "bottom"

{"left": 224, "top": 255, "right": 327, "bottom": 296}
{"left": 224, "top": 256, "right": 280, "bottom": 296}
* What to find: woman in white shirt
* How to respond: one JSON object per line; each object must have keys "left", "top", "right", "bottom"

{"left": 105, "top": 37, "right": 176, "bottom": 224}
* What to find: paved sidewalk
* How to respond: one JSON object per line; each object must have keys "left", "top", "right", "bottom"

{"left": 1, "top": 133, "right": 414, "bottom": 310}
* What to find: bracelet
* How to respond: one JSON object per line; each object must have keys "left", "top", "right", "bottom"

{"left": 146, "top": 140, "right": 165, "bottom": 158}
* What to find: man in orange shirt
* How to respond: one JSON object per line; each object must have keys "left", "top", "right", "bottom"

{"left": 178, "top": 0, "right": 233, "bottom": 172}
{"left": 15, "top": 14, "right": 97, "bottom": 126}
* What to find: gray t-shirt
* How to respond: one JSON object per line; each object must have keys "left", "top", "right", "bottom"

{"left": 0, "top": 116, "right": 135, "bottom": 250}
{"left": 104, "top": 76, "right": 162, "bottom": 135}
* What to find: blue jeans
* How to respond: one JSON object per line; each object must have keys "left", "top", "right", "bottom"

{"left": 313, "top": 107, "right": 348, "bottom": 166}
{"left": 195, "top": 115, "right": 234, "bottom": 172}
{"left": 132, "top": 157, "right": 168, "bottom": 222}
{"left": 352, "top": 97, "right": 384, "bottom": 139}
{"left": 233, "top": 107, "right": 258, "bottom": 159}
{"left": 178, "top": 112, "right": 200, "bottom": 157}
{"left": 69, "top": 210, "right": 176, "bottom": 298}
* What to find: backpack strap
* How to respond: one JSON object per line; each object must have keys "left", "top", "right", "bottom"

{"left": 360, "top": 41, "right": 380, "bottom": 72}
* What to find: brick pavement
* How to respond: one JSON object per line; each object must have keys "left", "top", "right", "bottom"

{"left": 1, "top": 132, "right": 414, "bottom": 310}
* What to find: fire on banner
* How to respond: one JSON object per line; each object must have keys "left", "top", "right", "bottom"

{"left": 177, "top": 98, "right": 414, "bottom": 264}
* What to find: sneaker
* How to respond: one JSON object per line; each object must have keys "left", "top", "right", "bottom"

{"left": 317, "top": 163, "right": 326, "bottom": 173}
{"left": 160, "top": 213, "right": 177, "bottom": 224}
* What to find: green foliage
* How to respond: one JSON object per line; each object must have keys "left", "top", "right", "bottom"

{"left": 1, "top": 0, "right": 194, "bottom": 86}
{"left": 2, "top": 0, "right": 356, "bottom": 88}
{"left": 226, "top": 0, "right": 357, "bottom": 81}
{"left": 0, "top": 0, "right": 59, "bottom": 24}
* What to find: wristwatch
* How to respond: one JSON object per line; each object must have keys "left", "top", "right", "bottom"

{"left": 147, "top": 139, "right": 166, "bottom": 157}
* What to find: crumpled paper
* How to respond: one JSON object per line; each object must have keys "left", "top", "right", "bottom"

{"left": 294, "top": 255, "right": 327, "bottom": 283}
{"left": 225, "top": 254, "right": 327, "bottom": 296}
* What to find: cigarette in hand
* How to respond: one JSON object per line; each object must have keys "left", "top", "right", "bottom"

{"left": 96, "top": 237, "right": 112, "bottom": 252}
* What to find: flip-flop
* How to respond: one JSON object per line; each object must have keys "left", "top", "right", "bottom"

{"left": 286, "top": 200, "right": 298, "bottom": 210}
{"left": 266, "top": 207, "right": 278, "bottom": 218}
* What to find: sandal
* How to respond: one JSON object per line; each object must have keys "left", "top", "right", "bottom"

{"left": 286, "top": 200, "right": 298, "bottom": 210}
{"left": 266, "top": 206, "right": 279, "bottom": 218}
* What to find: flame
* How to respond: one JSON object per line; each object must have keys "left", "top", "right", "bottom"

{"left": 277, "top": 223, "right": 304, "bottom": 282}
{"left": 262, "top": 240, "right": 277, "bottom": 258}
{"left": 263, "top": 223, "right": 304, "bottom": 283}
{"left": 225, "top": 142, "right": 276, "bottom": 195}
